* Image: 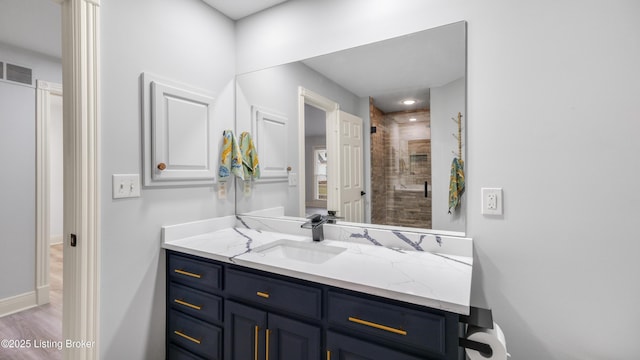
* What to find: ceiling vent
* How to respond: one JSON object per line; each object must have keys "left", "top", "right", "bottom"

{"left": 5, "top": 63, "right": 33, "bottom": 86}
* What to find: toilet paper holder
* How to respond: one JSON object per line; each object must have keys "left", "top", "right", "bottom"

{"left": 459, "top": 306, "right": 494, "bottom": 356}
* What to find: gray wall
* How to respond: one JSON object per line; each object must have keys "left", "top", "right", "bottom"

{"left": 0, "top": 42, "right": 61, "bottom": 301}
{"left": 431, "top": 77, "right": 466, "bottom": 232}
{"left": 100, "top": 0, "right": 235, "bottom": 358}
{"left": 237, "top": 1, "right": 640, "bottom": 359}
{"left": 0, "top": 82, "right": 36, "bottom": 300}
{"left": 235, "top": 61, "right": 360, "bottom": 216}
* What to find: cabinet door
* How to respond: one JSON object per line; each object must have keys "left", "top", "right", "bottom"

{"left": 326, "top": 331, "right": 426, "bottom": 360}
{"left": 225, "top": 301, "right": 267, "bottom": 360}
{"left": 267, "top": 313, "right": 321, "bottom": 360}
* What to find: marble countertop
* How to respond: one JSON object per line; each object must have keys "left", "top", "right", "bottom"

{"left": 162, "top": 217, "right": 473, "bottom": 315}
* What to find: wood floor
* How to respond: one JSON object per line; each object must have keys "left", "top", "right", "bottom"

{"left": 0, "top": 244, "right": 62, "bottom": 360}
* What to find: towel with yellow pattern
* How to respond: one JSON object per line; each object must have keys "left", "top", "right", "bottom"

{"left": 239, "top": 131, "right": 260, "bottom": 180}
{"left": 448, "top": 157, "right": 465, "bottom": 214}
{"left": 219, "top": 130, "right": 244, "bottom": 181}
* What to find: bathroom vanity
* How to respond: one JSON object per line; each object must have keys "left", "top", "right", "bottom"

{"left": 162, "top": 216, "right": 473, "bottom": 360}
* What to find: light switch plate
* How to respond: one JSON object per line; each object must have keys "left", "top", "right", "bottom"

{"left": 481, "top": 188, "right": 502, "bottom": 215}
{"left": 288, "top": 172, "right": 298, "bottom": 186}
{"left": 112, "top": 174, "right": 141, "bottom": 199}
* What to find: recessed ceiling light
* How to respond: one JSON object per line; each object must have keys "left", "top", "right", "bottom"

{"left": 409, "top": 118, "right": 417, "bottom": 122}
{"left": 402, "top": 99, "right": 416, "bottom": 105}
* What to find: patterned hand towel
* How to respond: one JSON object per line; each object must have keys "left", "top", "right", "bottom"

{"left": 448, "top": 157, "right": 465, "bottom": 214}
{"left": 239, "top": 131, "right": 260, "bottom": 180}
{"left": 219, "top": 130, "right": 244, "bottom": 181}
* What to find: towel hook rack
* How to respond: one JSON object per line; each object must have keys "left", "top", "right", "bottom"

{"left": 451, "top": 112, "right": 463, "bottom": 161}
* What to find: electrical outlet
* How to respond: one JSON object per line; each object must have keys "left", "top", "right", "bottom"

{"left": 482, "top": 188, "right": 502, "bottom": 215}
{"left": 112, "top": 174, "right": 141, "bottom": 199}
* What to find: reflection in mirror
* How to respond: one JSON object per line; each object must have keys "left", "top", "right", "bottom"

{"left": 235, "top": 21, "right": 466, "bottom": 234}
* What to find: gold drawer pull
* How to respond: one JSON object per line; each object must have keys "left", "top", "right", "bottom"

{"left": 174, "top": 299, "right": 202, "bottom": 310}
{"left": 266, "top": 329, "right": 271, "bottom": 360}
{"left": 257, "top": 291, "right": 270, "bottom": 299}
{"left": 348, "top": 317, "right": 407, "bottom": 336}
{"left": 174, "top": 269, "right": 202, "bottom": 279}
{"left": 327, "top": 350, "right": 331, "bottom": 360}
{"left": 174, "top": 330, "right": 201, "bottom": 344}
{"left": 254, "top": 325, "right": 259, "bottom": 360}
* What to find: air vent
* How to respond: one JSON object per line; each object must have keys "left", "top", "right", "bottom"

{"left": 6, "top": 63, "right": 33, "bottom": 85}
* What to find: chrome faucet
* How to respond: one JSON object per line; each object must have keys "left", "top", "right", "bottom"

{"left": 301, "top": 214, "right": 328, "bottom": 241}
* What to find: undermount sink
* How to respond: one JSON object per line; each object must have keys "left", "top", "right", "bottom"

{"left": 253, "top": 239, "right": 346, "bottom": 264}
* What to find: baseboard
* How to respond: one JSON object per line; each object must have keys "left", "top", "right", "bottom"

{"left": 0, "top": 291, "right": 37, "bottom": 318}
{"left": 37, "top": 285, "right": 50, "bottom": 306}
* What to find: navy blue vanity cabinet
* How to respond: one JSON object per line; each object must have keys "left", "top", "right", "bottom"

{"left": 224, "top": 300, "right": 321, "bottom": 360}
{"left": 166, "top": 250, "right": 462, "bottom": 360}
{"left": 327, "top": 331, "right": 426, "bottom": 360}
{"left": 224, "top": 268, "right": 322, "bottom": 360}
{"left": 327, "top": 291, "right": 459, "bottom": 359}
{"left": 167, "top": 252, "right": 224, "bottom": 360}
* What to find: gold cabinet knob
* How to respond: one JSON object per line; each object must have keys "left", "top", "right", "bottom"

{"left": 157, "top": 162, "right": 167, "bottom": 171}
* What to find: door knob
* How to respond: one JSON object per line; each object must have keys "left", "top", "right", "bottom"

{"left": 360, "top": 191, "right": 366, "bottom": 196}
{"left": 157, "top": 162, "right": 167, "bottom": 171}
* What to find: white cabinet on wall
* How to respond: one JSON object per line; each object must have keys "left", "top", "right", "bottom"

{"left": 142, "top": 73, "right": 216, "bottom": 186}
{"left": 252, "top": 106, "right": 288, "bottom": 180}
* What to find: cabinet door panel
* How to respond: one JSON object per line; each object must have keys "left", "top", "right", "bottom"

{"left": 225, "top": 300, "right": 267, "bottom": 360}
{"left": 268, "top": 313, "right": 321, "bottom": 360}
{"left": 327, "top": 331, "right": 425, "bottom": 360}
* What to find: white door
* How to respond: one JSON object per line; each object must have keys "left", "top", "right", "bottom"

{"left": 333, "top": 111, "right": 364, "bottom": 222}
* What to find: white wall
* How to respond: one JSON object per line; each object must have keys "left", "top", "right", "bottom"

{"left": 237, "top": 1, "right": 640, "bottom": 359}
{"left": 431, "top": 77, "right": 466, "bottom": 232}
{"left": 0, "top": 42, "right": 61, "bottom": 302}
{"left": 0, "top": 82, "right": 36, "bottom": 300}
{"left": 235, "top": 61, "right": 360, "bottom": 216}
{"left": 100, "top": 0, "right": 235, "bottom": 358}
{"left": 0, "top": 42, "right": 62, "bottom": 84}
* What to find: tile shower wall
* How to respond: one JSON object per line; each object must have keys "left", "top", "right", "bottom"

{"left": 370, "top": 102, "right": 432, "bottom": 228}
{"left": 370, "top": 98, "right": 387, "bottom": 224}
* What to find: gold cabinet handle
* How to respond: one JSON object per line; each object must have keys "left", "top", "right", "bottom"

{"left": 266, "top": 329, "right": 271, "bottom": 360}
{"left": 157, "top": 162, "right": 167, "bottom": 170}
{"left": 257, "top": 291, "right": 270, "bottom": 299}
{"left": 348, "top": 317, "right": 407, "bottom": 336}
{"left": 174, "top": 299, "right": 202, "bottom": 310}
{"left": 327, "top": 350, "right": 331, "bottom": 360}
{"left": 174, "top": 330, "right": 201, "bottom": 344}
{"left": 174, "top": 269, "right": 202, "bottom": 279}
{"left": 254, "top": 325, "right": 259, "bottom": 360}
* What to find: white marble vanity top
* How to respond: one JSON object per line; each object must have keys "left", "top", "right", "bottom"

{"left": 162, "top": 216, "right": 473, "bottom": 315}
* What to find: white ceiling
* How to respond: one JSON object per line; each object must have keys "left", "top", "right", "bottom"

{"left": 202, "top": 0, "right": 290, "bottom": 20}
{"left": 0, "top": 0, "right": 62, "bottom": 59}
{"left": 302, "top": 22, "right": 465, "bottom": 113}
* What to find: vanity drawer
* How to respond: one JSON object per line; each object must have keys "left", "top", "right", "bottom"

{"left": 169, "top": 282, "right": 223, "bottom": 324}
{"left": 226, "top": 268, "right": 322, "bottom": 319}
{"left": 168, "top": 343, "right": 206, "bottom": 360}
{"left": 168, "top": 253, "right": 222, "bottom": 293}
{"left": 168, "top": 310, "right": 222, "bottom": 360}
{"left": 327, "top": 291, "right": 447, "bottom": 356}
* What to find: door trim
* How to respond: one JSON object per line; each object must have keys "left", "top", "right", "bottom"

{"left": 60, "top": 0, "right": 100, "bottom": 359}
{"left": 35, "top": 80, "right": 63, "bottom": 306}
{"left": 297, "top": 87, "right": 339, "bottom": 217}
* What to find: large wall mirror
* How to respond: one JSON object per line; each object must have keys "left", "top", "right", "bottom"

{"left": 235, "top": 21, "right": 466, "bottom": 234}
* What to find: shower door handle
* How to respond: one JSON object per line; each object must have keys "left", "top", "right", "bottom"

{"left": 424, "top": 181, "right": 428, "bottom": 198}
